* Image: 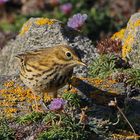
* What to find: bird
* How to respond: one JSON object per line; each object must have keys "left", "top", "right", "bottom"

{"left": 16, "top": 44, "right": 86, "bottom": 111}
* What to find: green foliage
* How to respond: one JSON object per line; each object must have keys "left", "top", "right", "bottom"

{"left": 38, "top": 116, "right": 90, "bottom": 140}
{"left": 38, "top": 126, "right": 89, "bottom": 140}
{"left": 37, "top": 93, "right": 91, "bottom": 140}
{"left": 43, "top": 111, "right": 57, "bottom": 124}
{"left": 88, "top": 54, "right": 118, "bottom": 79}
{"left": 62, "top": 92, "right": 81, "bottom": 108}
{"left": 0, "top": 0, "right": 125, "bottom": 40}
{"left": 0, "top": 118, "right": 15, "bottom": 140}
{"left": 17, "top": 112, "right": 44, "bottom": 124}
{"left": 0, "top": 15, "right": 27, "bottom": 32}
{"left": 125, "top": 69, "right": 140, "bottom": 87}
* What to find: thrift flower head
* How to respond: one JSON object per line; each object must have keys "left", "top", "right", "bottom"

{"left": 49, "top": 98, "right": 66, "bottom": 111}
{"left": 60, "top": 3, "right": 72, "bottom": 15}
{"left": 67, "top": 13, "right": 87, "bottom": 30}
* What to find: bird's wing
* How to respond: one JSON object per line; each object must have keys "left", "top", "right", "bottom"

{"left": 15, "top": 48, "right": 51, "bottom": 62}
{"left": 15, "top": 48, "right": 54, "bottom": 73}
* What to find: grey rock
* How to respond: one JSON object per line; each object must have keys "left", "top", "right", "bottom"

{"left": 123, "top": 12, "right": 140, "bottom": 68}
{"left": 0, "top": 18, "right": 98, "bottom": 77}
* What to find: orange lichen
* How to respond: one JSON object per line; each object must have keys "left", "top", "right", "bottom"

{"left": 35, "top": 18, "right": 56, "bottom": 26}
{"left": 3, "top": 108, "right": 18, "bottom": 118}
{"left": 0, "top": 80, "right": 42, "bottom": 117}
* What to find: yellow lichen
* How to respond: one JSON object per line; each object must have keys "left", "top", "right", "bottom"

{"left": 3, "top": 80, "right": 15, "bottom": 87}
{"left": 0, "top": 77, "right": 120, "bottom": 117}
{"left": 35, "top": 18, "right": 56, "bottom": 26}
{"left": 44, "top": 94, "right": 53, "bottom": 102}
{"left": 112, "top": 133, "right": 140, "bottom": 139}
{"left": 0, "top": 80, "right": 56, "bottom": 117}
{"left": 19, "top": 20, "right": 32, "bottom": 35}
{"left": 111, "top": 28, "right": 125, "bottom": 40}
{"left": 133, "top": 19, "right": 140, "bottom": 27}
{"left": 122, "top": 29, "right": 134, "bottom": 59}
{"left": 19, "top": 18, "right": 57, "bottom": 35}
{"left": 122, "top": 19, "right": 140, "bottom": 58}
{"left": 112, "top": 19, "right": 140, "bottom": 59}
{"left": 0, "top": 80, "right": 40, "bottom": 117}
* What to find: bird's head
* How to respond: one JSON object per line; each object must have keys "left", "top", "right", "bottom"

{"left": 53, "top": 45, "right": 86, "bottom": 69}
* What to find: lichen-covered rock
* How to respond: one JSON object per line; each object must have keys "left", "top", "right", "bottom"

{"left": 0, "top": 76, "right": 126, "bottom": 118}
{"left": 0, "top": 17, "right": 97, "bottom": 77}
{"left": 112, "top": 13, "right": 140, "bottom": 69}
{"left": 123, "top": 12, "right": 140, "bottom": 67}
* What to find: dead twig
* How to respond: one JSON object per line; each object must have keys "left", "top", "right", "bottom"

{"left": 108, "top": 98, "right": 137, "bottom": 140}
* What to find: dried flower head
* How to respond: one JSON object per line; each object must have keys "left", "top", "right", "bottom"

{"left": 67, "top": 13, "right": 87, "bottom": 30}
{"left": 60, "top": 3, "right": 72, "bottom": 15}
{"left": 96, "top": 38, "right": 122, "bottom": 55}
{"left": 49, "top": 98, "right": 66, "bottom": 111}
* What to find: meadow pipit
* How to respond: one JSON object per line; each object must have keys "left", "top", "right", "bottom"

{"left": 16, "top": 45, "right": 86, "bottom": 111}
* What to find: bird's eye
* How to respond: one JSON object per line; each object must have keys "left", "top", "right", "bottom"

{"left": 65, "top": 51, "right": 72, "bottom": 59}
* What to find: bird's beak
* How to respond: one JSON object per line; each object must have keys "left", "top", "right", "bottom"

{"left": 76, "top": 60, "right": 87, "bottom": 66}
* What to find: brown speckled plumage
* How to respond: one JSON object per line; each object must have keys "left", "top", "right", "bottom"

{"left": 16, "top": 45, "right": 85, "bottom": 101}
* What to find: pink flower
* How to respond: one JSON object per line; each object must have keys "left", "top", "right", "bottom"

{"left": 67, "top": 13, "right": 87, "bottom": 30}
{"left": 49, "top": 98, "right": 66, "bottom": 111}
{"left": 60, "top": 3, "right": 72, "bottom": 15}
{"left": 0, "top": 0, "right": 8, "bottom": 4}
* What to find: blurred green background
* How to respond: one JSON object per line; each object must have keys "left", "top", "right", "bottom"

{"left": 0, "top": 0, "right": 140, "bottom": 48}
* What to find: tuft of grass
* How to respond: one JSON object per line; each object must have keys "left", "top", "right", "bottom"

{"left": 38, "top": 119, "right": 90, "bottom": 140}
{"left": 62, "top": 92, "right": 81, "bottom": 108}
{"left": 17, "top": 112, "right": 44, "bottom": 124}
{"left": 88, "top": 54, "right": 118, "bottom": 79}
{"left": 125, "top": 68, "right": 140, "bottom": 87}
{"left": 0, "top": 118, "right": 15, "bottom": 140}
{"left": 43, "top": 111, "right": 57, "bottom": 124}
